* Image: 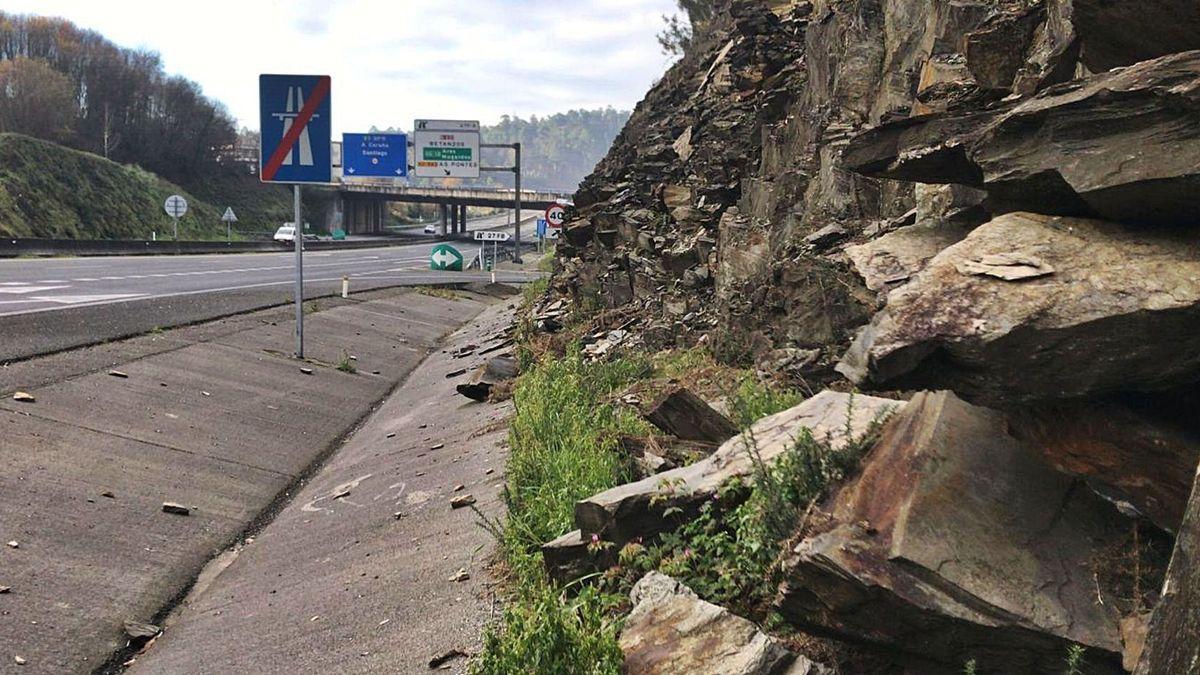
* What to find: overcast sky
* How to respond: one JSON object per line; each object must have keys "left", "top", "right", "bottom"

{"left": 6, "top": 0, "right": 679, "bottom": 134}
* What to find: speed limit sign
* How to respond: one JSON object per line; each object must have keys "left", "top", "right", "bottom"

{"left": 545, "top": 204, "right": 566, "bottom": 228}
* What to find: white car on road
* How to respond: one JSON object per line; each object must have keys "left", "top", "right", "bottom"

{"left": 273, "top": 225, "right": 298, "bottom": 242}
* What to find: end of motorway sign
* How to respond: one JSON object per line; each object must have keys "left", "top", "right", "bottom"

{"left": 259, "top": 74, "right": 332, "bottom": 184}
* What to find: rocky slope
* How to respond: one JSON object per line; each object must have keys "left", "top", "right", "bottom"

{"left": 546, "top": 0, "right": 1200, "bottom": 672}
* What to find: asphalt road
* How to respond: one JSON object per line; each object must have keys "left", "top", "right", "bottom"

{"left": 0, "top": 214, "right": 543, "bottom": 362}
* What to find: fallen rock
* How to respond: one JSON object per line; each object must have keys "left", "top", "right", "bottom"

{"left": 641, "top": 386, "right": 738, "bottom": 444}
{"left": 299, "top": 367, "right": 313, "bottom": 375}
{"left": 621, "top": 572, "right": 825, "bottom": 675}
{"left": 161, "top": 502, "right": 191, "bottom": 516}
{"left": 775, "top": 391, "right": 1128, "bottom": 673}
{"left": 428, "top": 648, "right": 469, "bottom": 669}
{"left": 839, "top": 213, "right": 1200, "bottom": 403}
{"left": 846, "top": 52, "right": 1200, "bottom": 226}
{"left": 0, "top": 585, "right": 10, "bottom": 594}
{"left": 1135, "top": 463, "right": 1200, "bottom": 674}
{"left": 108, "top": 370, "right": 129, "bottom": 378}
{"left": 449, "top": 494, "right": 476, "bottom": 509}
{"left": 11, "top": 392, "right": 34, "bottom": 403}
{"left": 455, "top": 356, "right": 519, "bottom": 402}
{"left": 123, "top": 620, "right": 161, "bottom": 640}
{"left": 574, "top": 391, "right": 900, "bottom": 547}
{"left": 14, "top": 656, "right": 25, "bottom": 666}
{"left": 448, "top": 568, "right": 469, "bottom": 583}
{"left": 6, "top": 541, "right": 18, "bottom": 549}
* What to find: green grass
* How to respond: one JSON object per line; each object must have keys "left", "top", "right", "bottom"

{"left": 336, "top": 351, "right": 357, "bottom": 374}
{"left": 505, "top": 350, "right": 651, "bottom": 548}
{"left": 0, "top": 133, "right": 229, "bottom": 240}
{"left": 472, "top": 349, "right": 652, "bottom": 674}
{"left": 727, "top": 375, "right": 805, "bottom": 430}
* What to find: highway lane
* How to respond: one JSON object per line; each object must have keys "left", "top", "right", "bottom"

{"left": 0, "top": 214, "right": 544, "bottom": 361}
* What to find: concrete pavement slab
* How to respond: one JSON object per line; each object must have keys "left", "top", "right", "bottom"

{"left": 130, "top": 299, "right": 519, "bottom": 674}
{"left": 0, "top": 288, "right": 495, "bottom": 673}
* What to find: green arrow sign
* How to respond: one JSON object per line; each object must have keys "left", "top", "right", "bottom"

{"left": 430, "top": 244, "right": 464, "bottom": 271}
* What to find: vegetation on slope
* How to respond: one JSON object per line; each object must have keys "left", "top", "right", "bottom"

{"left": 0, "top": 133, "right": 224, "bottom": 240}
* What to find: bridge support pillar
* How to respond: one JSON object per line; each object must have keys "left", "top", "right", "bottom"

{"left": 459, "top": 205, "right": 467, "bottom": 234}
{"left": 439, "top": 204, "right": 448, "bottom": 236}
{"left": 450, "top": 203, "right": 459, "bottom": 234}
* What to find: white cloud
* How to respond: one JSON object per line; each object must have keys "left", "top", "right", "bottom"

{"left": 7, "top": 0, "right": 680, "bottom": 133}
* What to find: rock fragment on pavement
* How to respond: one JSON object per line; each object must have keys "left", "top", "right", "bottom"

{"left": 449, "top": 494, "right": 475, "bottom": 509}
{"left": 161, "top": 502, "right": 191, "bottom": 516}
{"left": 12, "top": 392, "right": 34, "bottom": 403}
{"left": 620, "top": 572, "right": 825, "bottom": 675}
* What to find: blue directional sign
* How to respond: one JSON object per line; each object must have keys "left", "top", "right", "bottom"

{"left": 536, "top": 218, "right": 548, "bottom": 238}
{"left": 259, "top": 74, "right": 332, "bottom": 184}
{"left": 343, "top": 133, "right": 408, "bottom": 178}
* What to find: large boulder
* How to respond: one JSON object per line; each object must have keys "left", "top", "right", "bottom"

{"left": 620, "top": 572, "right": 825, "bottom": 675}
{"left": 845, "top": 51, "right": 1200, "bottom": 226}
{"left": 775, "top": 391, "right": 1130, "bottom": 673}
{"left": 839, "top": 212, "right": 1200, "bottom": 403}
{"left": 1135, "top": 463, "right": 1200, "bottom": 674}
{"left": 572, "top": 391, "right": 901, "bottom": 547}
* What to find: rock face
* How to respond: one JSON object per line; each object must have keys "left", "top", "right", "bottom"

{"left": 1135, "top": 463, "right": 1200, "bottom": 674}
{"left": 839, "top": 212, "right": 1200, "bottom": 403}
{"left": 572, "top": 391, "right": 900, "bottom": 547}
{"left": 775, "top": 391, "right": 1128, "bottom": 673}
{"left": 621, "top": 572, "right": 824, "bottom": 675}
{"left": 846, "top": 51, "right": 1200, "bottom": 225}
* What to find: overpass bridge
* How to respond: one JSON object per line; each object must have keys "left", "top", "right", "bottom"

{"left": 333, "top": 180, "right": 570, "bottom": 237}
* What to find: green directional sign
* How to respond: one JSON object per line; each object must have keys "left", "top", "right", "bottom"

{"left": 430, "top": 244, "right": 464, "bottom": 271}
{"left": 422, "top": 147, "right": 473, "bottom": 162}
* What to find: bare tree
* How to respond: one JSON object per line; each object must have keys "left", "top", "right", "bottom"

{"left": 0, "top": 56, "right": 75, "bottom": 141}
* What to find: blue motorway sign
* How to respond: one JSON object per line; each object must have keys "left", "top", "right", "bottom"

{"left": 343, "top": 133, "right": 408, "bottom": 178}
{"left": 259, "top": 74, "right": 332, "bottom": 184}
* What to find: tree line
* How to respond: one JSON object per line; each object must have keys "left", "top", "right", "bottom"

{"left": 0, "top": 13, "right": 235, "bottom": 184}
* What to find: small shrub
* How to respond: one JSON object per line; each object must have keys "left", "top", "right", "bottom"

{"left": 335, "top": 351, "right": 356, "bottom": 374}
{"left": 1064, "top": 644, "right": 1086, "bottom": 675}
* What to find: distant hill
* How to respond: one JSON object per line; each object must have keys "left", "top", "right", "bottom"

{"left": 0, "top": 133, "right": 225, "bottom": 239}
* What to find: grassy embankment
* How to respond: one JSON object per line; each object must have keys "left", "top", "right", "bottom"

{"left": 469, "top": 278, "right": 881, "bottom": 674}
{"left": 0, "top": 132, "right": 300, "bottom": 240}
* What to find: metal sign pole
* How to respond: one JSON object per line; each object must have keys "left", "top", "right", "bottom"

{"left": 294, "top": 185, "right": 304, "bottom": 358}
{"left": 513, "top": 142, "right": 522, "bottom": 263}
{"left": 172, "top": 216, "right": 178, "bottom": 241}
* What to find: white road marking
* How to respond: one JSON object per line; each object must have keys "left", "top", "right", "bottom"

{"left": 29, "top": 293, "right": 145, "bottom": 304}
{"left": 0, "top": 285, "right": 70, "bottom": 294}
